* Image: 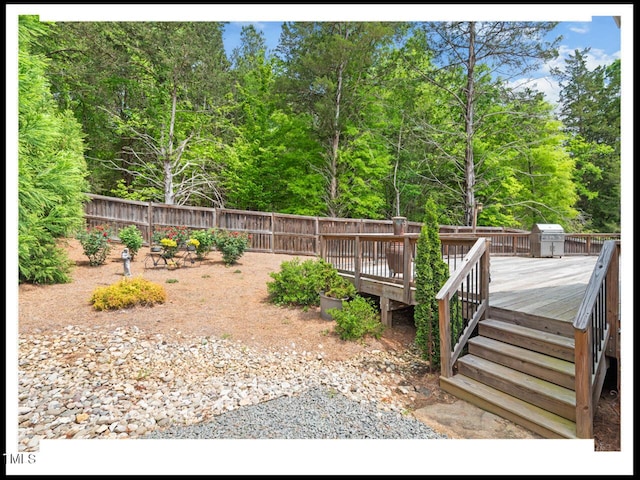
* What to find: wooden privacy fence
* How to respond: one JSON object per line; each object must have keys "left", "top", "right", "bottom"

{"left": 83, "top": 194, "right": 423, "bottom": 255}
{"left": 83, "top": 194, "right": 620, "bottom": 257}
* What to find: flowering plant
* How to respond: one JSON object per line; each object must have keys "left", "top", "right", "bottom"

{"left": 189, "top": 228, "right": 216, "bottom": 259}
{"left": 76, "top": 224, "right": 112, "bottom": 266}
{"left": 151, "top": 226, "right": 192, "bottom": 248}
{"left": 213, "top": 229, "right": 251, "bottom": 265}
{"left": 186, "top": 238, "right": 200, "bottom": 250}
{"left": 159, "top": 237, "right": 179, "bottom": 258}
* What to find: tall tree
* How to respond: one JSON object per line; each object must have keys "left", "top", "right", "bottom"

{"left": 275, "top": 21, "right": 397, "bottom": 218}
{"left": 44, "top": 21, "right": 233, "bottom": 206}
{"left": 475, "top": 91, "right": 579, "bottom": 229}
{"left": 418, "top": 21, "right": 560, "bottom": 225}
{"left": 552, "top": 50, "right": 620, "bottom": 232}
{"left": 18, "top": 15, "right": 89, "bottom": 284}
{"left": 40, "top": 21, "right": 130, "bottom": 193}
{"left": 375, "top": 31, "right": 463, "bottom": 222}
{"left": 226, "top": 28, "right": 325, "bottom": 214}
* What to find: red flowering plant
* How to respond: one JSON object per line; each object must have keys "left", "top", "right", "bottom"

{"left": 212, "top": 229, "right": 252, "bottom": 265}
{"left": 151, "top": 226, "right": 192, "bottom": 248}
{"left": 76, "top": 224, "right": 113, "bottom": 266}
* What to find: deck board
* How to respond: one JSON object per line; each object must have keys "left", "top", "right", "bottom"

{"left": 488, "top": 256, "right": 598, "bottom": 322}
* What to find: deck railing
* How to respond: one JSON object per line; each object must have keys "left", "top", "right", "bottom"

{"left": 319, "top": 233, "right": 419, "bottom": 304}
{"left": 435, "top": 238, "right": 491, "bottom": 378}
{"left": 573, "top": 240, "right": 621, "bottom": 438}
{"left": 320, "top": 232, "right": 490, "bottom": 378}
{"left": 319, "top": 233, "right": 484, "bottom": 305}
{"left": 564, "top": 234, "right": 621, "bottom": 256}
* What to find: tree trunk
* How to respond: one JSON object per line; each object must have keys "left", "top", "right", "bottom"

{"left": 464, "top": 22, "right": 477, "bottom": 226}
{"left": 328, "top": 59, "right": 346, "bottom": 217}
{"left": 163, "top": 83, "right": 179, "bottom": 205}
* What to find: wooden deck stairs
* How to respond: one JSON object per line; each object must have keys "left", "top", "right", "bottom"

{"left": 439, "top": 307, "right": 583, "bottom": 439}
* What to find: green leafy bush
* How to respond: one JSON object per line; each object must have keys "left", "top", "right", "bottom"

{"left": 18, "top": 16, "right": 89, "bottom": 285}
{"left": 118, "top": 225, "right": 144, "bottom": 260}
{"left": 189, "top": 228, "right": 216, "bottom": 259}
{"left": 330, "top": 295, "right": 384, "bottom": 341}
{"left": 322, "top": 269, "right": 357, "bottom": 299}
{"left": 76, "top": 224, "right": 112, "bottom": 266}
{"left": 90, "top": 276, "right": 167, "bottom": 310}
{"left": 267, "top": 257, "right": 337, "bottom": 307}
{"left": 213, "top": 229, "right": 251, "bottom": 265}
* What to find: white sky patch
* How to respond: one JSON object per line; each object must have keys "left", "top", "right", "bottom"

{"left": 230, "top": 21, "right": 268, "bottom": 32}
{"left": 507, "top": 76, "right": 561, "bottom": 109}
{"left": 569, "top": 25, "right": 590, "bottom": 34}
{"left": 513, "top": 43, "right": 621, "bottom": 108}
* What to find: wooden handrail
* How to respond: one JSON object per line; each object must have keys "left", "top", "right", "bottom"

{"left": 573, "top": 240, "right": 620, "bottom": 438}
{"left": 437, "top": 238, "right": 488, "bottom": 296}
{"left": 573, "top": 241, "right": 617, "bottom": 332}
{"left": 436, "top": 237, "right": 491, "bottom": 378}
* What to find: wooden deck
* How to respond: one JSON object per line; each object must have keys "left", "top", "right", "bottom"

{"left": 488, "top": 255, "right": 598, "bottom": 322}
{"left": 340, "top": 253, "right": 599, "bottom": 327}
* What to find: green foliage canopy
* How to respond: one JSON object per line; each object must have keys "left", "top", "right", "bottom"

{"left": 18, "top": 15, "right": 89, "bottom": 284}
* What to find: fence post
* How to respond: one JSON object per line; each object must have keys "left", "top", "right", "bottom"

{"left": 354, "top": 235, "right": 361, "bottom": 290}
{"left": 217, "top": 208, "right": 224, "bottom": 229}
{"left": 147, "top": 202, "right": 153, "bottom": 246}
{"left": 270, "top": 212, "right": 275, "bottom": 253}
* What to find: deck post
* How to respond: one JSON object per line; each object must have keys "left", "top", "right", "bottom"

{"left": 439, "top": 295, "right": 452, "bottom": 377}
{"left": 380, "top": 296, "right": 392, "bottom": 327}
{"left": 481, "top": 238, "right": 491, "bottom": 309}
{"left": 574, "top": 328, "right": 594, "bottom": 438}
{"left": 403, "top": 236, "right": 412, "bottom": 304}
{"left": 606, "top": 242, "right": 620, "bottom": 391}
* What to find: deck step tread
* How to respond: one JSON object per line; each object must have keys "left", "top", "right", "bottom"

{"left": 457, "top": 354, "right": 576, "bottom": 420}
{"left": 440, "top": 374, "right": 577, "bottom": 439}
{"left": 479, "top": 318, "right": 575, "bottom": 361}
{"left": 468, "top": 336, "right": 575, "bottom": 379}
{"left": 480, "top": 319, "right": 575, "bottom": 349}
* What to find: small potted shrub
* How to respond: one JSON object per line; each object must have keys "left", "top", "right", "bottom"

{"left": 319, "top": 269, "right": 357, "bottom": 321}
{"left": 267, "top": 257, "right": 331, "bottom": 307}
{"left": 266, "top": 257, "right": 357, "bottom": 320}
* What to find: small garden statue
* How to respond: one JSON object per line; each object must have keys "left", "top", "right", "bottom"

{"left": 121, "top": 248, "right": 132, "bottom": 277}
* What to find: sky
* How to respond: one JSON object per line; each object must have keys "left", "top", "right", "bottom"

{"left": 222, "top": 15, "right": 621, "bottom": 107}
{"left": 5, "top": 3, "right": 634, "bottom": 476}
